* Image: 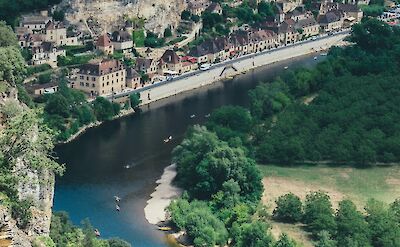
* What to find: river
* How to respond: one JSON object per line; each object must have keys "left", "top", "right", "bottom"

{"left": 53, "top": 54, "right": 323, "bottom": 246}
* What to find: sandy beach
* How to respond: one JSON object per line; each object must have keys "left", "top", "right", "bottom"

{"left": 144, "top": 164, "right": 183, "bottom": 225}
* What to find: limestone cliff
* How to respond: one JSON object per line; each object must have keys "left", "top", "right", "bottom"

{"left": 63, "top": 0, "right": 186, "bottom": 35}
{"left": 0, "top": 85, "right": 55, "bottom": 247}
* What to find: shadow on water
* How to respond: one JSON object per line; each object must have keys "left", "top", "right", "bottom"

{"left": 54, "top": 54, "right": 324, "bottom": 246}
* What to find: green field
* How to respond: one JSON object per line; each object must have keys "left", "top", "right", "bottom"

{"left": 259, "top": 164, "right": 400, "bottom": 209}
{"left": 259, "top": 164, "right": 400, "bottom": 246}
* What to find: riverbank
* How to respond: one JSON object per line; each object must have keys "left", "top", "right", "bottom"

{"left": 61, "top": 108, "right": 135, "bottom": 144}
{"left": 61, "top": 32, "right": 348, "bottom": 144}
{"left": 144, "top": 164, "right": 182, "bottom": 225}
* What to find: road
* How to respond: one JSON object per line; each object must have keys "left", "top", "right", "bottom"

{"left": 106, "top": 30, "right": 350, "bottom": 104}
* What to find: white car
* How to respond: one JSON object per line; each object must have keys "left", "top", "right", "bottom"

{"left": 200, "top": 63, "right": 211, "bottom": 71}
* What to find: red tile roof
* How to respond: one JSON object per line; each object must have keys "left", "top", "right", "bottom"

{"left": 96, "top": 34, "right": 112, "bottom": 47}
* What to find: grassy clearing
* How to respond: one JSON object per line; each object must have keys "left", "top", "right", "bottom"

{"left": 260, "top": 164, "right": 400, "bottom": 246}
{"left": 260, "top": 164, "right": 400, "bottom": 208}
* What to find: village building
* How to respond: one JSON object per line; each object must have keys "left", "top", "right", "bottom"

{"left": 18, "top": 33, "right": 43, "bottom": 48}
{"left": 206, "top": 2, "right": 223, "bottom": 15}
{"left": 31, "top": 42, "right": 66, "bottom": 68}
{"left": 135, "top": 58, "right": 158, "bottom": 74}
{"left": 160, "top": 50, "right": 182, "bottom": 73}
{"left": 318, "top": 11, "right": 344, "bottom": 32}
{"left": 20, "top": 11, "right": 52, "bottom": 33}
{"left": 125, "top": 68, "right": 142, "bottom": 89}
{"left": 111, "top": 30, "right": 134, "bottom": 55}
{"left": 187, "top": 0, "right": 210, "bottom": 16}
{"left": 26, "top": 82, "right": 59, "bottom": 96}
{"left": 295, "top": 16, "right": 320, "bottom": 38}
{"left": 96, "top": 34, "right": 114, "bottom": 55}
{"left": 73, "top": 59, "right": 126, "bottom": 96}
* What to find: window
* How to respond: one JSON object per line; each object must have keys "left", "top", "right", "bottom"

{"left": 92, "top": 83, "right": 95, "bottom": 88}
{"left": 80, "top": 82, "right": 84, "bottom": 86}
{"left": 87, "top": 76, "right": 89, "bottom": 80}
{"left": 116, "top": 73, "right": 119, "bottom": 76}
{"left": 107, "top": 82, "right": 109, "bottom": 85}
{"left": 92, "top": 77, "right": 96, "bottom": 81}
{"left": 85, "top": 83, "right": 89, "bottom": 87}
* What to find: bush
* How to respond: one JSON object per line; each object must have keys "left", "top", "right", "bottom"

{"left": 129, "top": 93, "right": 141, "bottom": 108}
{"left": 12, "top": 199, "right": 33, "bottom": 229}
{"left": 273, "top": 193, "right": 303, "bottom": 223}
{"left": 303, "top": 191, "right": 336, "bottom": 236}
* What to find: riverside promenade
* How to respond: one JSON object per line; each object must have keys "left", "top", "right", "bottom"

{"left": 109, "top": 30, "right": 350, "bottom": 105}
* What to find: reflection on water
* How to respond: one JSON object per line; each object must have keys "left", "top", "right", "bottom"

{"left": 54, "top": 54, "right": 323, "bottom": 246}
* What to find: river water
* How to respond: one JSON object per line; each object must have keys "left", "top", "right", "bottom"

{"left": 54, "top": 54, "right": 322, "bottom": 246}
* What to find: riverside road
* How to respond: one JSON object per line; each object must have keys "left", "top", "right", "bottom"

{"left": 106, "top": 30, "right": 350, "bottom": 104}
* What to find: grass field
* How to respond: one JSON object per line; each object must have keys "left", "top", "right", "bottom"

{"left": 259, "top": 164, "right": 400, "bottom": 246}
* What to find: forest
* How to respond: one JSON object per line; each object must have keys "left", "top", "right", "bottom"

{"left": 168, "top": 19, "right": 400, "bottom": 247}
{"left": 249, "top": 19, "right": 400, "bottom": 165}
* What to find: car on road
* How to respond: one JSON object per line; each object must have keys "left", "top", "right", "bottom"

{"left": 200, "top": 63, "right": 211, "bottom": 71}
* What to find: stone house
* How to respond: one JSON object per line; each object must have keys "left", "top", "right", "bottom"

{"left": 318, "top": 11, "right": 344, "bottom": 32}
{"left": 295, "top": 17, "right": 320, "bottom": 38}
{"left": 73, "top": 59, "right": 126, "bottom": 96}
{"left": 20, "top": 13, "right": 52, "bottom": 33}
{"left": 125, "top": 68, "right": 142, "bottom": 89}
{"left": 26, "top": 82, "right": 59, "bottom": 96}
{"left": 206, "top": 2, "right": 223, "bottom": 15}
{"left": 111, "top": 30, "right": 134, "bottom": 55}
{"left": 31, "top": 42, "right": 66, "bottom": 68}
{"left": 187, "top": 0, "right": 210, "bottom": 16}
{"left": 96, "top": 34, "right": 114, "bottom": 55}
{"left": 135, "top": 58, "right": 158, "bottom": 74}
{"left": 160, "top": 50, "right": 182, "bottom": 73}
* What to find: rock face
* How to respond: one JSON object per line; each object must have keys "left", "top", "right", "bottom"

{"left": 0, "top": 87, "right": 55, "bottom": 246}
{"left": 63, "top": 0, "right": 186, "bottom": 35}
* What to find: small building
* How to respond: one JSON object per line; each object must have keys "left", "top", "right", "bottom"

{"left": 111, "top": 30, "right": 134, "bottom": 55}
{"left": 126, "top": 68, "right": 141, "bottom": 89}
{"left": 206, "top": 2, "right": 223, "bottom": 15}
{"left": 96, "top": 34, "right": 114, "bottom": 55}
{"left": 18, "top": 33, "right": 43, "bottom": 48}
{"left": 31, "top": 42, "right": 66, "bottom": 68}
{"left": 295, "top": 17, "right": 320, "bottom": 38}
{"left": 20, "top": 14, "right": 52, "bottom": 33}
{"left": 160, "top": 50, "right": 182, "bottom": 73}
{"left": 135, "top": 58, "right": 158, "bottom": 74}
{"left": 318, "top": 11, "right": 344, "bottom": 32}
{"left": 187, "top": 0, "right": 210, "bottom": 16}
{"left": 26, "top": 82, "right": 59, "bottom": 96}
{"left": 73, "top": 59, "right": 126, "bottom": 96}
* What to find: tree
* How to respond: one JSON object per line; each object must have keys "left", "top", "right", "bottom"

{"left": 45, "top": 94, "right": 70, "bottom": 118}
{"left": 315, "top": 231, "right": 337, "bottom": 247}
{"left": 164, "top": 27, "right": 172, "bottom": 38}
{"left": 168, "top": 199, "right": 228, "bottom": 247}
{"left": 335, "top": 200, "right": 371, "bottom": 247}
{"left": 274, "top": 233, "right": 297, "bottom": 247}
{"left": 303, "top": 191, "right": 336, "bottom": 236}
{"left": 365, "top": 199, "right": 400, "bottom": 247}
{"left": 173, "top": 126, "right": 263, "bottom": 203}
{"left": 108, "top": 238, "right": 131, "bottom": 247}
{"left": 258, "top": 2, "right": 275, "bottom": 18}
{"left": 52, "top": 10, "right": 65, "bottom": 21}
{"left": 129, "top": 93, "right": 141, "bottom": 109}
{"left": 233, "top": 221, "right": 274, "bottom": 247}
{"left": 0, "top": 21, "right": 18, "bottom": 47}
{"left": 390, "top": 199, "right": 400, "bottom": 223}
{"left": 0, "top": 47, "right": 27, "bottom": 85}
{"left": 273, "top": 193, "right": 303, "bottom": 223}
{"left": 181, "top": 10, "right": 191, "bottom": 20}
{"left": 93, "top": 97, "right": 117, "bottom": 121}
